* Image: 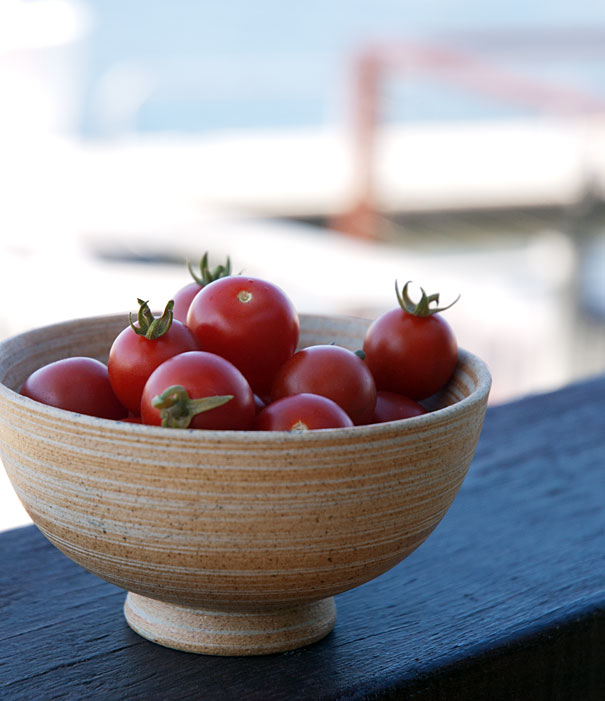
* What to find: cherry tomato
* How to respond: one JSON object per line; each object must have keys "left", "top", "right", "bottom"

{"left": 108, "top": 299, "right": 199, "bottom": 414}
{"left": 271, "top": 344, "right": 376, "bottom": 425}
{"left": 172, "top": 282, "right": 203, "bottom": 324}
{"left": 363, "top": 281, "right": 458, "bottom": 400}
{"left": 371, "top": 391, "right": 427, "bottom": 424}
{"left": 21, "top": 357, "right": 128, "bottom": 420}
{"left": 172, "top": 253, "right": 231, "bottom": 322}
{"left": 140, "top": 351, "right": 255, "bottom": 430}
{"left": 255, "top": 393, "right": 354, "bottom": 431}
{"left": 187, "top": 275, "right": 299, "bottom": 397}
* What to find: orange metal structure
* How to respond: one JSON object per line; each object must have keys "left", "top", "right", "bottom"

{"left": 334, "top": 36, "right": 605, "bottom": 239}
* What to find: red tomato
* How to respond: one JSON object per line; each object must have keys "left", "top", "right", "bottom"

{"left": 371, "top": 391, "right": 427, "bottom": 424}
{"left": 172, "top": 282, "right": 202, "bottom": 324}
{"left": 108, "top": 299, "right": 199, "bottom": 414}
{"left": 363, "top": 281, "right": 458, "bottom": 400}
{"left": 187, "top": 276, "right": 299, "bottom": 397}
{"left": 21, "top": 357, "right": 128, "bottom": 420}
{"left": 255, "top": 393, "right": 354, "bottom": 431}
{"left": 140, "top": 351, "right": 255, "bottom": 430}
{"left": 271, "top": 344, "right": 376, "bottom": 425}
{"left": 172, "top": 253, "right": 231, "bottom": 322}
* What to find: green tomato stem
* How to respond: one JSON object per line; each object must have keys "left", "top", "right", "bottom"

{"left": 188, "top": 252, "right": 232, "bottom": 286}
{"left": 396, "top": 280, "right": 460, "bottom": 317}
{"left": 151, "top": 385, "right": 233, "bottom": 428}
{"left": 129, "top": 299, "right": 175, "bottom": 339}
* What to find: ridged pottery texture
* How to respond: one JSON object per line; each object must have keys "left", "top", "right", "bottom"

{"left": 0, "top": 314, "right": 491, "bottom": 655}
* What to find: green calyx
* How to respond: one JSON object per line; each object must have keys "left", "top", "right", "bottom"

{"left": 188, "top": 252, "right": 231, "bottom": 286}
{"left": 395, "top": 280, "right": 460, "bottom": 318}
{"left": 151, "top": 385, "right": 233, "bottom": 428}
{"left": 129, "top": 299, "right": 175, "bottom": 339}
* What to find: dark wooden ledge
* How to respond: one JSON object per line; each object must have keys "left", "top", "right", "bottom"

{"left": 1, "top": 376, "right": 604, "bottom": 700}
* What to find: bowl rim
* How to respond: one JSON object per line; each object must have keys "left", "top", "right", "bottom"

{"left": 0, "top": 314, "right": 492, "bottom": 444}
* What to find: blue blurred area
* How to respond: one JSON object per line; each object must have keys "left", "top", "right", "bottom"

{"left": 78, "top": 0, "right": 605, "bottom": 136}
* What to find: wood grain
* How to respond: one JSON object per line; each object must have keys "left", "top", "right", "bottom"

{"left": 1, "top": 375, "right": 604, "bottom": 698}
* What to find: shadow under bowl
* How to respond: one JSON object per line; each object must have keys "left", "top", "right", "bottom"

{"left": 0, "top": 313, "right": 491, "bottom": 655}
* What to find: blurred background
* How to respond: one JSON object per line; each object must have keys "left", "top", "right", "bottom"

{"left": 1, "top": 1, "right": 605, "bottom": 527}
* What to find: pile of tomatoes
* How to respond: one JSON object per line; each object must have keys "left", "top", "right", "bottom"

{"left": 20, "top": 255, "right": 460, "bottom": 431}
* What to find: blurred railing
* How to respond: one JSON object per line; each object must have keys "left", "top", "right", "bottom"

{"left": 333, "top": 34, "right": 605, "bottom": 239}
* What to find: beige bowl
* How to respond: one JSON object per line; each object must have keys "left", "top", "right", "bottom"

{"left": 0, "top": 313, "right": 490, "bottom": 656}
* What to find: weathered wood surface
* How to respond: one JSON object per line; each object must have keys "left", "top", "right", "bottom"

{"left": 1, "top": 376, "right": 604, "bottom": 700}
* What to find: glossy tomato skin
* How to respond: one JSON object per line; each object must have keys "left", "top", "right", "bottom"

{"left": 21, "top": 357, "right": 128, "bottom": 420}
{"left": 362, "top": 309, "right": 457, "bottom": 400}
{"left": 140, "top": 351, "right": 255, "bottom": 430}
{"left": 255, "top": 393, "right": 354, "bottom": 431}
{"left": 253, "top": 394, "right": 267, "bottom": 414}
{"left": 172, "top": 281, "right": 202, "bottom": 323}
{"left": 371, "top": 390, "right": 427, "bottom": 424}
{"left": 271, "top": 344, "right": 377, "bottom": 425}
{"left": 186, "top": 276, "right": 299, "bottom": 397}
{"left": 108, "top": 319, "right": 199, "bottom": 414}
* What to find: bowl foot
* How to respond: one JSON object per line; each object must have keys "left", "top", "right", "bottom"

{"left": 124, "top": 592, "right": 337, "bottom": 656}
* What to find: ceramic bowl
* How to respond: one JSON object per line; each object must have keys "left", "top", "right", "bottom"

{"left": 0, "top": 313, "right": 491, "bottom": 656}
